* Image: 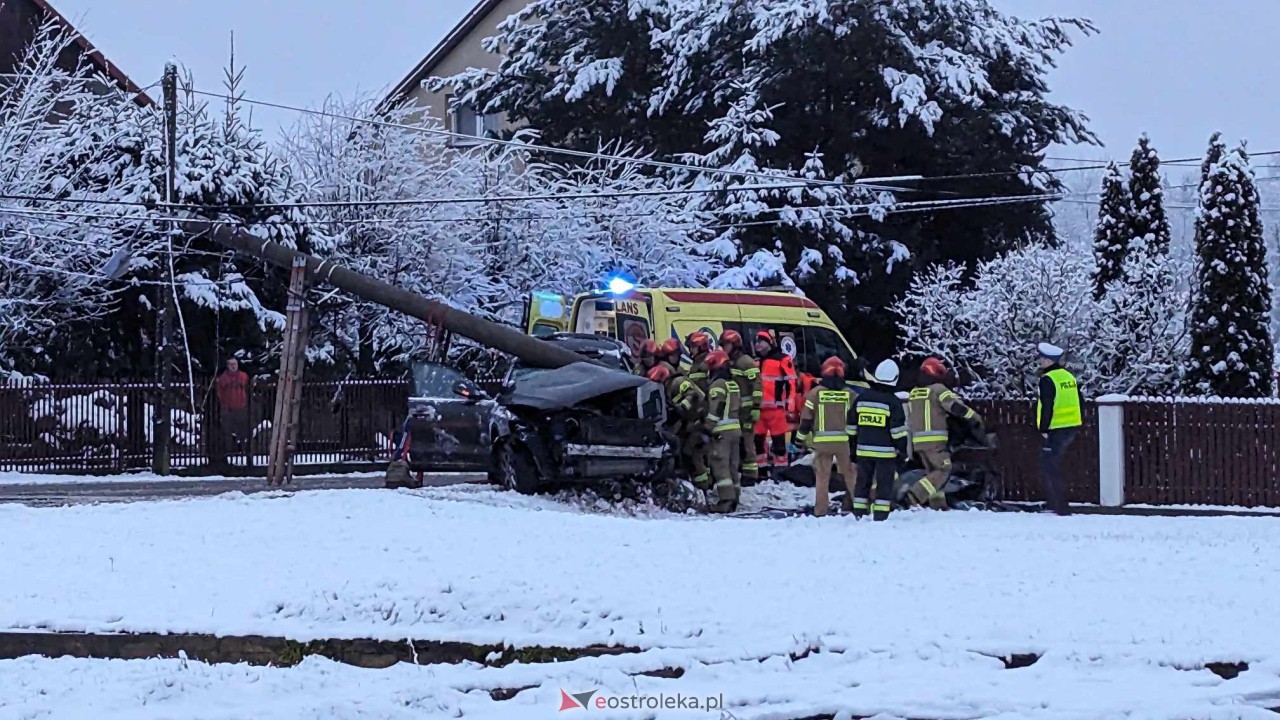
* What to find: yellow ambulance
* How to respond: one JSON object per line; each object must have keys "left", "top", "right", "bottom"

{"left": 522, "top": 284, "right": 859, "bottom": 379}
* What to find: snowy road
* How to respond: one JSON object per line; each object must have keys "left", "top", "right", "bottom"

{"left": 1, "top": 484, "right": 1279, "bottom": 718}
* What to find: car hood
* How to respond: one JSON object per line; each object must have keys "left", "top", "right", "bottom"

{"left": 504, "top": 362, "right": 651, "bottom": 411}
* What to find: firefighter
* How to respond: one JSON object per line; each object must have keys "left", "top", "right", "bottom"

{"left": 719, "top": 330, "right": 761, "bottom": 485}
{"left": 654, "top": 338, "right": 681, "bottom": 377}
{"left": 753, "top": 330, "right": 797, "bottom": 481}
{"left": 634, "top": 339, "right": 659, "bottom": 376}
{"left": 906, "top": 357, "right": 983, "bottom": 510}
{"left": 852, "top": 359, "right": 909, "bottom": 521}
{"left": 648, "top": 363, "right": 708, "bottom": 484}
{"left": 685, "top": 332, "right": 712, "bottom": 393}
{"left": 794, "top": 356, "right": 857, "bottom": 517}
{"left": 1035, "top": 342, "right": 1081, "bottom": 516}
{"left": 703, "top": 350, "right": 742, "bottom": 513}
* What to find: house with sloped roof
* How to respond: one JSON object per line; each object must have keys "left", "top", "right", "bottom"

{"left": 0, "top": 0, "right": 152, "bottom": 106}
{"left": 379, "top": 0, "right": 526, "bottom": 145}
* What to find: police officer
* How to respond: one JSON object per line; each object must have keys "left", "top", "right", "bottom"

{"left": 648, "top": 363, "right": 708, "bottom": 484}
{"left": 719, "top": 330, "right": 761, "bottom": 486}
{"left": 794, "top": 356, "right": 857, "bottom": 517}
{"left": 852, "top": 359, "right": 909, "bottom": 521}
{"left": 1036, "top": 342, "right": 1082, "bottom": 516}
{"left": 754, "top": 329, "right": 797, "bottom": 481}
{"left": 703, "top": 350, "right": 742, "bottom": 513}
{"left": 906, "top": 357, "right": 983, "bottom": 510}
{"left": 685, "top": 332, "right": 712, "bottom": 393}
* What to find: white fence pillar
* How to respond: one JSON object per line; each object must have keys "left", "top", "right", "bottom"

{"left": 1096, "top": 394, "right": 1127, "bottom": 507}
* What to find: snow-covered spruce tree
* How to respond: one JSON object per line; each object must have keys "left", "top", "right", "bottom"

{"left": 1127, "top": 134, "right": 1171, "bottom": 257}
{"left": 1091, "top": 162, "right": 1130, "bottom": 300}
{"left": 1184, "top": 136, "right": 1274, "bottom": 397}
{"left": 287, "top": 97, "right": 723, "bottom": 373}
{"left": 434, "top": 0, "right": 1098, "bottom": 355}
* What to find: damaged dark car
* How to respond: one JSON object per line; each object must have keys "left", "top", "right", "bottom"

{"left": 390, "top": 334, "right": 671, "bottom": 493}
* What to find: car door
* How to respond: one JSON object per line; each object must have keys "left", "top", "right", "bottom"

{"left": 407, "top": 362, "right": 493, "bottom": 470}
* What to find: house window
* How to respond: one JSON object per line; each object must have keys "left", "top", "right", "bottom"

{"left": 450, "top": 97, "right": 499, "bottom": 144}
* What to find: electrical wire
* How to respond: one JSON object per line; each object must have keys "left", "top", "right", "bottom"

{"left": 188, "top": 87, "right": 935, "bottom": 195}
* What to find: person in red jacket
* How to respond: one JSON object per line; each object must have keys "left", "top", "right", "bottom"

{"left": 753, "top": 329, "right": 797, "bottom": 481}
{"left": 214, "top": 358, "right": 251, "bottom": 467}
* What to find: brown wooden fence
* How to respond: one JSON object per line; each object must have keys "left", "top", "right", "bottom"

{"left": 3, "top": 381, "right": 1278, "bottom": 507}
{"left": 1123, "top": 400, "right": 1280, "bottom": 507}
{"left": 0, "top": 379, "right": 408, "bottom": 474}
{"left": 970, "top": 400, "right": 1100, "bottom": 504}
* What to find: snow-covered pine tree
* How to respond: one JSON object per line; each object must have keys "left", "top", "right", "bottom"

{"left": 1185, "top": 136, "right": 1274, "bottom": 397}
{"left": 434, "top": 0, "right": 1098, "bottom": 355}
{"left": 1127, "top": 134, "right": 1171, "bottom": 257}
{"left": 1092, "top": 162, "right": 1130, "bottom": 300}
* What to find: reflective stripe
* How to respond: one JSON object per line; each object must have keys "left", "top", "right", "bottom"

{"left": 872, "top": 501, "right": 892, "bottom": 511}
{"left": 813, "top": 430, "right": 847, "bottom": 443}
{"left": 852, "top": 497, "right": 870, "bottom": 510}
{"left": 913, "top": 430, "right": 948, "bottom": 443}
{"left": 890, "top": 426, "right": 908, "bottom": 440}
{"left": 918, "top": 477, "right": 937, "bottom": 496}
{"left": 859, "top": 401, "right": 891, "bottom": 412}
{"left": 742, "top": 462, "right": 758, "bottom": 471}
{"left": 857, "top": 444, "right": 896, "bottom": 455}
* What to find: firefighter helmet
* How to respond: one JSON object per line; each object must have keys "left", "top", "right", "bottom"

{"left": 706, "top": 350, "right": 731, "bottom": 372}
{"left": 821, "top": 356, "right": 846, "bottom": 379}
{"left": 639, "top": 339, "right": 658, "bottom": 358}
{"left": 754, "top": 329, "right": 776, "bottom": 347}
{"left": 646, "top": 364, "right": 671, "bottom": 383}
{"left": 719, "top": 329, "right": 743, "bottom": 351}
{"left": 873, "top": 359, "right": 900, "bottom": 386}
{"left": 920, "top": 357, "right": 947, "bottom": 381}
{"left": 657, "top": 338, "right": 681, "bottom": 361}
{"left": 686, "top": 331, "right": 711, "bottom": 353}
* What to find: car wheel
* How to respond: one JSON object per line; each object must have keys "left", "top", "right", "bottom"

{"left": 496, "top": 441, "right": 539, "bottom": 495}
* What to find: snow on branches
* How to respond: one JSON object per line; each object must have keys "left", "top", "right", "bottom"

{"left": 894, "top": 241, "right": 1189, "bottom": 398}
{"left": 433, "top": 0, "right": 1099, "bottom": 353}
{"left": 1185, "top": 135, "right": 1273, "bottom": 398}
{"left": 287, "top": 97, "right": 724, "bottom": 371}
{"left": 1091, "top": 163, "right": 1130, "bottom": 300}
{"left": 0, "top": 19, "right": 152, "bottom": 373}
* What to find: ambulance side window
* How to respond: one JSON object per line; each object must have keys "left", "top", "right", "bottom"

{"left": 742, "top": 323, "right": 802, "bottom": 362}
{"left": 807, "top": 327, "right": 855, "bottom": 374}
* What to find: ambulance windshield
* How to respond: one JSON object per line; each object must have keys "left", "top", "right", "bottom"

{"left": 573, "top": 295, "right": 652, "bottom": 356}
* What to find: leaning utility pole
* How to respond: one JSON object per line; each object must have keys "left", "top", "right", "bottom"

{"left": 153, "top": 62, "right": 179, "bottom": 475}
{"left": 180, "top": 219, "right": 589, "bottom": 369}
{"left": 266, "top": 256, "right": 311, "bottom": 486}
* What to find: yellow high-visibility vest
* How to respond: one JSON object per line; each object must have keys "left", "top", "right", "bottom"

{"left": 1037, "top": 368, "right": 1082, "bottom": 429}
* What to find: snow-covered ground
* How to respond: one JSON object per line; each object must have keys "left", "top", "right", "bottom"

{"left": 0, "top": 469, "right": 386, "bottom": 486}
{"left": 2, "top": 484, "right": 1279, "bottom": 718}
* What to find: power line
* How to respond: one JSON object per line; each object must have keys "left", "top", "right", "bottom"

{"left": 189, "top": 87, "right": 931, "bottom": 195}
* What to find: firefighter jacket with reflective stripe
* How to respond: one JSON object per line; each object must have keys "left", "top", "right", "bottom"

{"left": 759, "top": 350, "right": 797, "bottom": 410}
{"left": 795, "top": 379, "right": 855, "bottom": 445}
{"left": 908, "top": 383, "right": 979, "bottom": 445}
{"left": 665, "top": 373, "right": 706, "bottom": 422}
{"left": 1037, "top": 366, "right": 1082, "bottom": 431}
{"left": 705, "top": 377, "right": 742, "bottom": 433}
{"left": 854, "top": 386, "right": 909, "bottom": 459}
{"left": 730, "top": 353, "right": 761, "bottom": 416}
{"left": 688, "top": 352, "right": 710, "bottom": 393}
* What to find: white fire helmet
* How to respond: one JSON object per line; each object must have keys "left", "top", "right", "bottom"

{"left": 873, "top": 359, "right": 900, "bottom": 386}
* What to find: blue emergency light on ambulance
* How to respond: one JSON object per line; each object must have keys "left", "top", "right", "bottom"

{"left": 606, "top": 273, "right": 636, "bottom": 295}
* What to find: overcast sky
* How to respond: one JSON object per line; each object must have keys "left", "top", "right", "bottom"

{"left": 50, "top": 0, "right": 1280, "bottom": 162}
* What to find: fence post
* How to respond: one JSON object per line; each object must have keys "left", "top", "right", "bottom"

{"left": 1096, "top": 394, "right": 1127, "bottom": 507}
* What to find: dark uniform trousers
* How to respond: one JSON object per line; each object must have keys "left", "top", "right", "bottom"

{"left": 1040, "top": 428, "right": 1077, "bottom": 515}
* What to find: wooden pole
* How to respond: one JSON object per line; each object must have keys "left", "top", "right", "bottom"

{"left": 182, "top": 220, "right": 590, "bottom": 370}
{"left": 154, "top": 62, "right": 178, "bottom": 476}
{"left": 267, "top": 256, "right": 310, "bottom": 486}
